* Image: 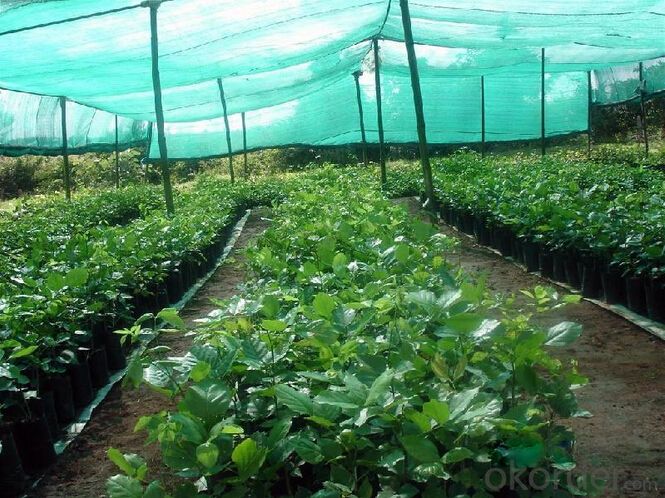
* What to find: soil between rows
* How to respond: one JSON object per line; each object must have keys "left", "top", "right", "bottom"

{"left": 399, "top": 198, "right": 665, "bottom": 498}
{"left": 31, "top": 209, "right": 272, "bottom": 498}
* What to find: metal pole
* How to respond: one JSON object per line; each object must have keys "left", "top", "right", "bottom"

{"left": 114, "top": 115, "right": 120, "bottom": 188}
{"left": 59, "top": 96, "right": 71, "bottom": 201}
{"left": 481, "top": 75, "right": 486, "bottom": 158}
{"left": 353, "top": 70, "right": 369, "bottom": 166}
{"left": 399, "top": 0, "right": 435, "bottom": 205}
{"left": 373, "top": 38, "right": 387, "bottom": 186}
{"left": 541, "top": 47, "right": 546, "bottom": 157}
{"left": 587, "top": 71, "right": 592, "bottom": 158}
{"left": 216, "top": 78, "right": 235, "bottom": 183}
{"left": 638, "top": 62, "right": 649, "bottom": 156}
{"left": 241, "top": 111, "right": 248, "bottom": 177}
{"left": 148, "top": 1, "right": 175, "bottom": 215}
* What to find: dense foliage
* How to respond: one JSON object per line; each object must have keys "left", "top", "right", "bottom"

{"left": 108, "top": 168, "right": 590, "bottom": 497}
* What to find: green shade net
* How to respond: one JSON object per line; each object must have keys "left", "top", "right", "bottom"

{"left": 0, "top": 0, "right": 664, "bottom": 159}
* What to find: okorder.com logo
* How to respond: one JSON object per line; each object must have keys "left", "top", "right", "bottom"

{"left": 484, "top": 463, "right": 660, "bottom": 494}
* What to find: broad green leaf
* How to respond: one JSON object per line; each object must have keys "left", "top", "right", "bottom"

{"left": 261, "top": 295, "right": 280, "bottom": 318}
{"left": 412, "top": 462, "right": 450, "bottom": 481}
{"left": 196, "top": 442, "right": 219, "bottom": 468}
{"left": 275, "top": 384, "right": 314, "bottom": 415}
{"left": 105, "top": 475, "right": 143, "bottom": 498}
{"left": 395, "top": 244, "right": 410, "bottom": 264}
{"left": 500, "top": 443, "right": 545, "bottom": 468}
{"left": 445, "top": 313, "right": 484, "bottom": 334}
{"left": 267, "top": 417, "right": 292, "bottom": 448}
{"left": 107, "top": 448, "right": 134, "bottom": 477}
{"left": 399, "top": 434, "right": 440, "bottom": 463}
{"left": 545, "top": 322, "right": 582, "bottom": 346}
{"left": 181, "top": 381, "right": 231, "bottom": 424}
{"left": 156, "top": 308, "right": 185, "bottom": 330}
{"left": 441, "top": 447, "right": 474, "bottom": 464}
{"left": 313, "top": 293, "right": 336, "bottom": 319}
{"left": 422, "top": 399, "right": 449, "bottom": 425}
{"left": 315, "top": 390, "right": 358, "bottom": 409}
{"left": 262, "top": 319, "right": 287, "bottom": 332}
{"left": 9, "top": 345, "right": 38, "bottom": 359}
{"left": 189, "top": 361, "right": 211, "bottom": 382}
{"left": 143, "top": 481, "right": 167, "bottom": 498}
{"left": 293, "top": 437, "right": 324, "bottom": 464}
{"left": 232, "top": 438, "right": 267, "bottom": 480}
{"left": 65, "top": 267, "right": 89, "bottom": 287}
{"left": 365, "top": 368, "right": 394, "bottom": 406}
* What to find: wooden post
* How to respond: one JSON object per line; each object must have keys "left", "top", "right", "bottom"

{"left": 145, "top": 122, "right": 153, "bottom": 184}
{"left": 241, "top": 111, "right": 248, "bottom": 177}
{"left": 373, "top": 38, "right": 387, "bottom": 186}
{"left": 148, "top": 1, "right": 175, "bottom": 215}
{"left": 399, "top": 0, "right": 435, "bottom": 205}
{"left": 638, "top": 62, "right": 649, "bottom": 156}
{"left": 481, "top": 75, "right": 486, "bottom": 158}
{"left": 541, "top": 47, "right": 546, "bottom": 157}
{"left": 114, "top": 115, "right": 120, "bottom": 188}
{"left": 353, "top": 70, "right": 369, "bottom": 166}
{"left": 216, "top": 78, "right": 235, "bottom": 182}
{"left": 587, "top": 71, "right": 593, "bottom": 158}
{"left": 60, "top": 96, "right": 71, "bottom": 201}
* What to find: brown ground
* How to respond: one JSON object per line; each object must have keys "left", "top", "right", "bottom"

{"left": 400, "top": 198, "right": 665, "bottom": 498}
{"left": 30, "top": 209, "right": 272, "bottom": 498}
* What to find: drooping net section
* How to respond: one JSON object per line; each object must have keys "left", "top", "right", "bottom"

{"left": 0, "top": 0, "right": 663, "bottom": 159}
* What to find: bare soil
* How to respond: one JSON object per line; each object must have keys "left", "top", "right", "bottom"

{"left": 31, "top": 209, "right": 272, "bottom": 498}
{"left": 400, "top": 198, "right": 665, "bottom": 498}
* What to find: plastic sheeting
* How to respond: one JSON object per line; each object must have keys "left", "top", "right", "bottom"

{"left": 0, "top": 0, "right": 664, "bottom": 158}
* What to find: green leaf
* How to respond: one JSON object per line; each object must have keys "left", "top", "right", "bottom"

{"left": 181, "top": 381, "right": 231, "bottom": 424}
{"left": 422, "top": 399, "right": 449, "bottom": 425}
{"left": 107, "top": 448, "right": 134, "bottom": 477}
{"left": 9, "top": 345, "right": 38, "bottom": 359}
{"left": 313, "top": 293, "right": 336, "bottom": 319}
{"left": 332, "top": 253, "right": 348, "bottom": 275}
{"left": 441, "top": 447, "right": 474, "bottom": 464}
{"left": 399, "top": 434, "right": 440, "bottom": 463}
{"left": 412, "top": 462, "right": 450, "bottom": 481}
{"left": 156, "top": 308, "right": 186, "bottom": 330}
{"left": 445, "top": 313, "right": 484, "bottom": 334}
{"left": 545, "top": 321, "right": 582, "bottom": 347}
{"left": 232, "top": 438, "right": 267, "bottom": 480}
{"left": 143, "top": 481, "right": 167, "bottom": 498}
{"left": 261, "top": 295, "right": 280, "bottom": 318}
{"left": 500, "top": 443, "right": 545, "bottom": 468}
{"left": 315, "top": 391, "right": 358, "bottom": 409}
{"left": 262, "top": 319, "right": 287, "bottom": 332}
{"left": 267, "top": 417, "right": 292, "bottom": 448}
{"left": 293, "top": 437, "right": 324, "bottom": 464}
{"left": 46, "top": 273, "right": 66, "bottom": 292}
{"left": 196, "top": 442, "right": 219, "bottom": 468}
{"left": 395, "top": 244, "right": 410, "bottom": 264}
{"left": 365, "top": 368, "right": 394, "bottom": 406}
{"left": 189, "top": 361, "right": 211, "bottom": 382}
{"left": 65, "top": 267, "right": 89, "bottom": 287}
{"left": 105, "top": 475, "right": 143, "bottom": 498}
{"left": 275, "top": 384, "right": 314, "bottom": 415}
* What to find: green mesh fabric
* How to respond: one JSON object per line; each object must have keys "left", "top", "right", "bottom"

{"left": 0, "top": 1, "right": 664, "bottom": 159}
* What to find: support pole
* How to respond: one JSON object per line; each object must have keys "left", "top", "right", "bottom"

{"left": 148, "top": 1, "right": 175, "bottom": 215}
{"left": 216, "top": 78, "right": 235, "bottom": 183}
{"left": 59, "top": 96, "right": 71, "bottom": 201}
{"left": 587, "top": 71, "right": 592, "bottom": 158}
{"left": 353, "top": 70, "right": 369, "bottom": 166}
{"left": 241, "top": 111, "right": 248, "bottom": 177}
{"left": 399, "top": 0, "right": 435, "bottom": 205}
{"left": 373, "top": 38, "right": 387, "bottom": 186}
{"left": 114, "top": 115, "right": 120, "bottom": 188}
{"left": 638, "top": 62, "right": 649, "bottom": 156}
{"left": 540, "top": 47, "right": 546, "bottom": 157}
{"left": 481, "top": 75, "right": 486, "bottom": 158}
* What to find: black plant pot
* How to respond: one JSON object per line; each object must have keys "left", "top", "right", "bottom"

{"left": 552, "top": 252, "right": 568, "bottom": 283}
{"left": 440, "top": 205, "right": 451, "bottom": 224}
{"left": 580, "top": 257, "right": 602, "bottom": 299}
{"left": 104, "top": 328, "right": 126, "bottom": 371}
{"left": 39, "top": 391, "right": 59, "bottom": 440}
{"left": 68, "top": 351, "right": 94, "bottom": 409}
{"left": 539, "top": 247, "right": 554, "bottom": 278}
{"left": 564, "top": 253, "right": 581, "bottom": 289}
{"left": 166, "top": 268, "right": 184, "bottom": 304}
{"left": 41, "top": 373, "right": 75, "bottom": 425}
{"left": 625, "top": 275, "right": 648, "bottom": 316}
{"left": 497, "top": 227, "right": 512, "bottom": 257}
{"left": 601, "top": 268, "right": 627, "bottom": 305}
{"left": 12, "top": 415, "right": 56, "bottom": 473}
{"left": 522, "top": 241, "right": 540, "bottom": 272}
{"left": 155, "top": 286, "right": 169, "bottom": 311}
{"left": 89, "top": 346, "right": 110, "bottom": 388}
{"left": 644, "top": 277, "right": 665, "bottom": 323}
{"left": 0, "top": 427, "right": 27, "bottom": 497}
{"left": 461, "top": 212, "right": 475, "bottom": 235}
{"left": 510, "top": 235, "right": 523, "bottom": 262}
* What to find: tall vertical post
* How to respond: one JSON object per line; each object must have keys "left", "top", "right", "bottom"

{"left": 216, "top": 78, "right": 235, "bottom": 182}
{"left": 540, "top": 47, "right": 546, "bottom": 157}
{"left": 148, "top": 1, "right": 175, "bottom": 215}
{"left": 481, "top": 75, "right": 486, "bottom": 158}
{"left": 114, "top": 115, "right": 120, "bottom": 188}
{"left": 59, "top": 96, "right": 71, "bottom": 201}
{"left": 144, "top": 122, "right": 153, "bottom": 184}
{"left": 399, "top": 0, "right": 435, "bottom": 205}
{"left": 638, "top": 62, "right": 649, "bottom": 155}
{"left": 353, "top": 70, "right": 369, "bottom": 166}
{"left": 241, "top": 112, "right": 248, "bottom": 177}
{"left": 587, "top": 71, "right": 593, "bottom": 158}
{"left": 373, "top": 38, "right": 387, "bottom": 186}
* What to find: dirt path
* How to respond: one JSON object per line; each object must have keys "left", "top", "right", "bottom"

{"left": 31, "top": 209, "right": 271, "bottom": 498}
{"left": 401, "top": 198, "right": 665, "bottom": 498}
